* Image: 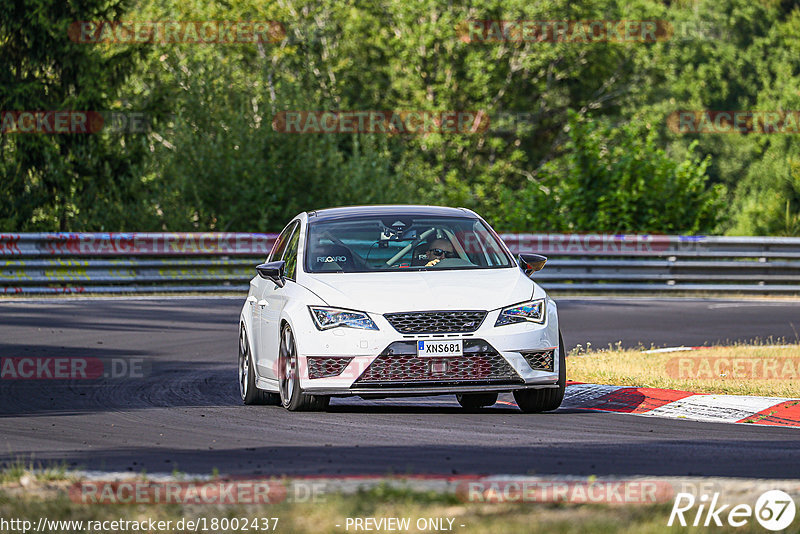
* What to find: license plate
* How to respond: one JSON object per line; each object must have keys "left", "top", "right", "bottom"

{"left": 417, "top": 340, "right": 463, "bottom": 357}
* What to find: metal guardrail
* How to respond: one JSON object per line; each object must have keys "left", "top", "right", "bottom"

{"left": 1, "top": 232, "right": 800, "bottom": 294}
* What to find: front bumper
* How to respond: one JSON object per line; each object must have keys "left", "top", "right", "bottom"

{"left": 303, "top": 383, "right": 562, "bottom": 398}
{"left": 294, "top": 298, "right": 560, "bottom": 396}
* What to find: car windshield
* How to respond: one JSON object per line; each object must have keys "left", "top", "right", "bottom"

{"left": 305, "top": 216, "right": 514, "bottom": 273}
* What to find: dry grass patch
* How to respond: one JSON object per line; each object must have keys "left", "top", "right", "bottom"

{"left": 568, "top": 344, "right": 800, "bottom": 397}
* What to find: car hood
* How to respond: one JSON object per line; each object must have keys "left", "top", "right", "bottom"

{"left": 299, "top": 268, "right": 535, "bottom": 314}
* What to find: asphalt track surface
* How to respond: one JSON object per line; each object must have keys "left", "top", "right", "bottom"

{"left": 1, "top": 296, "right": 799, "bottom": 478}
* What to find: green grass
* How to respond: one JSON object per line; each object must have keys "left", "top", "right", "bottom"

{"left": 0, "top": 460, "right": 72, "bottom": 484}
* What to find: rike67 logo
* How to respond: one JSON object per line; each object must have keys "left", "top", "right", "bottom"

{"left": 668, "top": 490, "right": 796, "bottom": 531}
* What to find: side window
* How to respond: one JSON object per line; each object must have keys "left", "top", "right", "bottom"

{"left": 268, "top": 222, "right": 296, "bottom": 262}
{"left": 282, "top": 224, "right": 301, "bottom": 280}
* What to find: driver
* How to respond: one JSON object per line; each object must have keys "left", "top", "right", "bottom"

{"left": 424, "top": 239, "right": 455, "bottom": 267}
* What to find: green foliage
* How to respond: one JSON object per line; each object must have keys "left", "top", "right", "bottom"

{"left": 0, "top": 0, "right": 154, "bottom": 231}
{"left": 552, "top": 112, "right": 725, "bottom": 233}
{"left": 1, "top": 0, "right": 798, "bottom": 234}
{"left": 638, "top": 0, "right": 800, "bottom": 235}
{"left": 728, "top": 148, "right": 800, "bottom": 236}
{"left": 490, "top": 111, "right": 725, "bottom": 233}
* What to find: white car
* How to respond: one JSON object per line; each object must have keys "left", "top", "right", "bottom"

{"left": 238, "top": 205, "right": 565, "bottom": 412}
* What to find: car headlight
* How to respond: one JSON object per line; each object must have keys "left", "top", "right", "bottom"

{"left": 495, "top": 299, "right": 546, "bottom": 326}
{"left": 309, "top": 306, "right": 379, "bottom": 331}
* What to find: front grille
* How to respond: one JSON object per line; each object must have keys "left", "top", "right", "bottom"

{"left": 353, "top": 340, "right": 522, "bottom": 386}
{"left": 521, "top": 350, "right": 554, "bottom": 372}
{"left": 307, "top": 357, "right": 353, "bottom": 379}
{"left": 383, "top": 310, "right": 487, "bottom": 334}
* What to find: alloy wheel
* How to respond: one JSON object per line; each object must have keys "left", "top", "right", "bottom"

{"left": 238, "top": 327, "right": 250, "bottom": 401}
{"left": 279, "top": 327, "right": 296, "bottom": 406}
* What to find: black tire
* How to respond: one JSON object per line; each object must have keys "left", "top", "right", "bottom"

{"left": 239, "top": 325, "right": 280, "bottom": 405}
{"left": 278, "top": 324, "right": 330, "bottom": 412}
{"left": 456, "top": 392, "right": 498, "bottom": 410}
{"left": 513, "top": 331, "right": 566, "bottom": 413}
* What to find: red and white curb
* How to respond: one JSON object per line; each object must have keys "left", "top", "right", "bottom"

{"left": 561, "top": 383, "right": 800, "bottom": 428}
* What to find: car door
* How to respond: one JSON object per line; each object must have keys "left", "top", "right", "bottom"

{"left": 253, "top": 222, "right": 295, "bottom": 381}
{"left": 257, "top": 221, "right": 300, "bottom": 380}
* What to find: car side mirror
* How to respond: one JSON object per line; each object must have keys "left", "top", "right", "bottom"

{"left": 518, "top": 253, "right": 547, "bottom": 276}
{"left": 256, "top": 261, "right": 286, "bottom": 288}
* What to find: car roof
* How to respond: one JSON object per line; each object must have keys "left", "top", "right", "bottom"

{"left": 307, "top": 205, "right": 475, "bottom": 222}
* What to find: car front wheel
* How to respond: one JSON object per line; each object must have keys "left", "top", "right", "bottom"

{"left": 513, "top": 331, "right": 566, "bottom": 413}
{"left": 278, "top": 324, "right": 330, "bottom": 412}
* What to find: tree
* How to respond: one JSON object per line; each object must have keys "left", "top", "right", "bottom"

{"left": 551, "top": 111, "right": 725, "bottom": 234}
{"left": 0, "top": 0, "right": 151, "bottom": 230}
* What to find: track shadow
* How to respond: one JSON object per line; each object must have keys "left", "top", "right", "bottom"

{"left": 0, "top": 360, "right": 239, "bottom": 418}
{"left": 3, "top": 437, "right": 800, "bottom": 479}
